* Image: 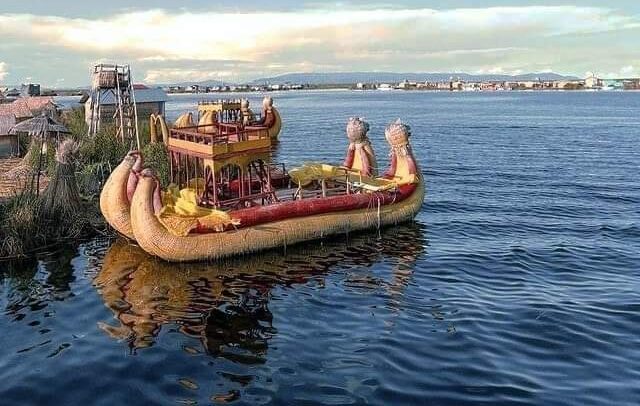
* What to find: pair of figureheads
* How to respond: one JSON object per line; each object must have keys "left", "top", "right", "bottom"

{"left": 240, "top": 96, "right": 274, "bottom": 127}
{"left": 185, "top": 97, "right": 274, "bottom": 130}
{"left": 343, "top": 117, "right": 416, "bottom": 180}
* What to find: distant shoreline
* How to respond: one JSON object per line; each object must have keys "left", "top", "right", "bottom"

{"left": 44, "top": 84, "right": 639, "bottom": 97}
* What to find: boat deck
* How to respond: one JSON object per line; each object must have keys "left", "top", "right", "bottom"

{"left": 168, "top": 123, "right": 272, "bottom": 160}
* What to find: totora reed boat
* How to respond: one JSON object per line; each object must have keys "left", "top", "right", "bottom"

{"left": 100, "top": 113, "right": 425, "bottom": 262}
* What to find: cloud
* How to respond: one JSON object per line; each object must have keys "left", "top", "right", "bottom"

{"left": 620, "top": 65, "right": 635, "bottom": 75}
{"left": 144, "top": 68, "right": 235, "bottom": 83}
{"left": 0, "top": 62, "right": 7, "bottom": 81}
{"left": 0, "top": 6, "right": 638, "bottom": 64}
{"left": 605, "top": 65, "right": 637, "bottom": 78}
{"left": 1, "top": 6, "right": 638, "bottom": 83}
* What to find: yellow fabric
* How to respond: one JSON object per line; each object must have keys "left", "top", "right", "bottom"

{"left": 158, "top": 182, "right": 239, "bottom": 236}
{"left": 289, "top": 163, "right": 340, "bottom": 186}
{"left": 390, "top": 157, "right": 418, "bottom": 185}
{"left": 352, "top": 177, "right": 398, "bottom": 192}
{"left": 288, "top": 161, "right": 418, "bottom": 192}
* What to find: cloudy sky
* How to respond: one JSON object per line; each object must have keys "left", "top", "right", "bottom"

{"left": 1, "top": 1, "right": 639, "bottom": 87}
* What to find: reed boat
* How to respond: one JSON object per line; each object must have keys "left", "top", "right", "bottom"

{"left": 101, "top": 115, "right": 424, "bottom": 262}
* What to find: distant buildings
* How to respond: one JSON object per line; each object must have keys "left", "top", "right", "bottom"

{"left": 3, "top": 88, "right": 20, "bottom": 98}
{"left": 163, "top": 82, "right": 309, "bottom": 94}
{"left": 344, "top": 73, "right": 640, "bottom": 92}
{"left": 584, "top": 74, "right": 603, "bottom": 89}
{"left": 20, "top": 83, "right": 41, "bottom": 97}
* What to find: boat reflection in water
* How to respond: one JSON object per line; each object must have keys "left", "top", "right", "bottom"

{"left": 94, "top": 224, "right": 426, "bottom": 365}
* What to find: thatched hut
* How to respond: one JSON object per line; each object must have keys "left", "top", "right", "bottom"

{"left": 0, "top": 96, "right": 60, "bottom": 157}
{"left": 0, "top": 114, "right": 18, "bottom": 157}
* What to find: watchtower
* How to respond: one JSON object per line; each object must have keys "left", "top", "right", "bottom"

{"left": 86, "top": 64, "right": 140, "bottom": 147}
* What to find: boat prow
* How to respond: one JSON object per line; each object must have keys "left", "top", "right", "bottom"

{"left": 99, "top": 151, "right": 139, "bottom": 240}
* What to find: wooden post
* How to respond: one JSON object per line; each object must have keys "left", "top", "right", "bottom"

{"left": 194, "top": 157, "right": 199, "bottom": 196}
{"left": 36, "top": 135, "right": 44, "bottom": 196}
{"left": 212, "top": 166, "right": 218, "bottom": 207}
{"left": 186, "top": 154, "right": 190, "bottom": 185}
{"left": 169, "top": 151, "right": 174, "bottom": 184}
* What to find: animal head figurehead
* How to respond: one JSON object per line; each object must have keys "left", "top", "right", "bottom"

{"left": 346, "top": 117, "right": 370, "bottom": 144}
{"left": 262, "top": 96, "right": 273, "bottom": 112}
{"left": 241, "top": 98, "right": 250, "bottom": 110}
{"left": 385, "top": 119, "right": 412, "bottom": 156}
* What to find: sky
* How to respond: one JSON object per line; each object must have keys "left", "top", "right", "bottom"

{"left": 0, "top": 1, "right": 639, "bottom": 87}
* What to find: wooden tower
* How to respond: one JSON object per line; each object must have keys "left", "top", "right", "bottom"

{"left": 87, "top": 64, "right": 140, "bottom": 147}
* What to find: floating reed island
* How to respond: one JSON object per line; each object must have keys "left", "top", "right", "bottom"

{"left": 101, "top": 101, "right": 425, "bottom": 262}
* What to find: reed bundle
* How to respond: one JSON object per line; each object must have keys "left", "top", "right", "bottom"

{"left": 41, "top": 139, "right": 81, "bottom": 219}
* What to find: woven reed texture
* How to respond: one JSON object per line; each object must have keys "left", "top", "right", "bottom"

{"left": 268, "top": 108, "right": 282, "bottom": 140}
{"left": 130, "top": 174, "right": 425, "bottom": 262}
{"left": 99, "top": 153, "right": 136, "bottom": 240}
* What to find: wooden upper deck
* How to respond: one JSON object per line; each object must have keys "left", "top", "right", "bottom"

{"left": 167, "top": 122, "right": 271, "bottom": 159}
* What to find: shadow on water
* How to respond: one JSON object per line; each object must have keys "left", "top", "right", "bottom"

{"left": 93, "top": 223, "right": 427, "bottom": 383}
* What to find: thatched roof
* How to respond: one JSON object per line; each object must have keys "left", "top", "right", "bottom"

{"left": 0, "top": 100, "right": 31, "bottom": 118}
{"left": 9, "top": 112, "right": 70, "bottom": 136}
{"left": 0, "top": 96, "right": 57, "bottom": 119}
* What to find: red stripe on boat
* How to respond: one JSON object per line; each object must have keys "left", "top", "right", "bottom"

{"left": 193, "top": 183, "right": 417, "bottom": 233}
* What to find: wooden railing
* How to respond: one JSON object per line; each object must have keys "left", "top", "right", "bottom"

{"left": 169, "top": 122, "right": 269, "bottom": 146}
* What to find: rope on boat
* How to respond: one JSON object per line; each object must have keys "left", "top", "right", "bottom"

{"left": 376, "top": 196, "right": 381, "bottom": 230}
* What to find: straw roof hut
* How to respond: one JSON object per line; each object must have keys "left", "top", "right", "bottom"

{"left": 10, "top": 112, "right": 70, "bottom": 194}
{"left": 0, "top": 114, "right": 18, "bottom": 157}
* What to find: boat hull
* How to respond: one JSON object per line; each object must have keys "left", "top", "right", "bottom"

{"left": 100, "top": 154, "right": 136, "bottom": 240}
{"left": 130, "top": 176, "right": 425, "bottom": 262}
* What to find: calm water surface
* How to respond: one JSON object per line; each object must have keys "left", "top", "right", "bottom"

{"left": 2, "top": 91, "right": 640, "bottom": 405}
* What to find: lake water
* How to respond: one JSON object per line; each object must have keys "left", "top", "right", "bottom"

{"left": 2, "top": 91, "right": 640, "bottom": 405}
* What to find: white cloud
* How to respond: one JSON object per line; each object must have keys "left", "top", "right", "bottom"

{"left": 601, "top": 66, "right": 636, "bottom": 78}
{"left": 144, "top": 69, "right": 235, "bottom": 83}
{"left": 1, "top": 6, "right": 638, "bottom": 82}
{"left": 620, "top": 65, "right": 635, "bottom": 75}
{"left": 0, "top": 62, "right": 8, "bottom": 81}
{"left": 0, "top": 6, "right": 637, "bottom": 64}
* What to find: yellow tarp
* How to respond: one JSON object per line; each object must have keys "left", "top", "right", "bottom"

{"left": 289, "top": 162, "right": 407, "bottom": 192}
{"left": 158, "top": 182, "right": 239, "bottom": 236}
{"left": 288, "top": 162, "right": 338, "bottom": 186}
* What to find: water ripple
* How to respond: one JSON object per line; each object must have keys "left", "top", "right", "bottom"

{"left": 2, "top": 91, "right": 640, "bottom": 405}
